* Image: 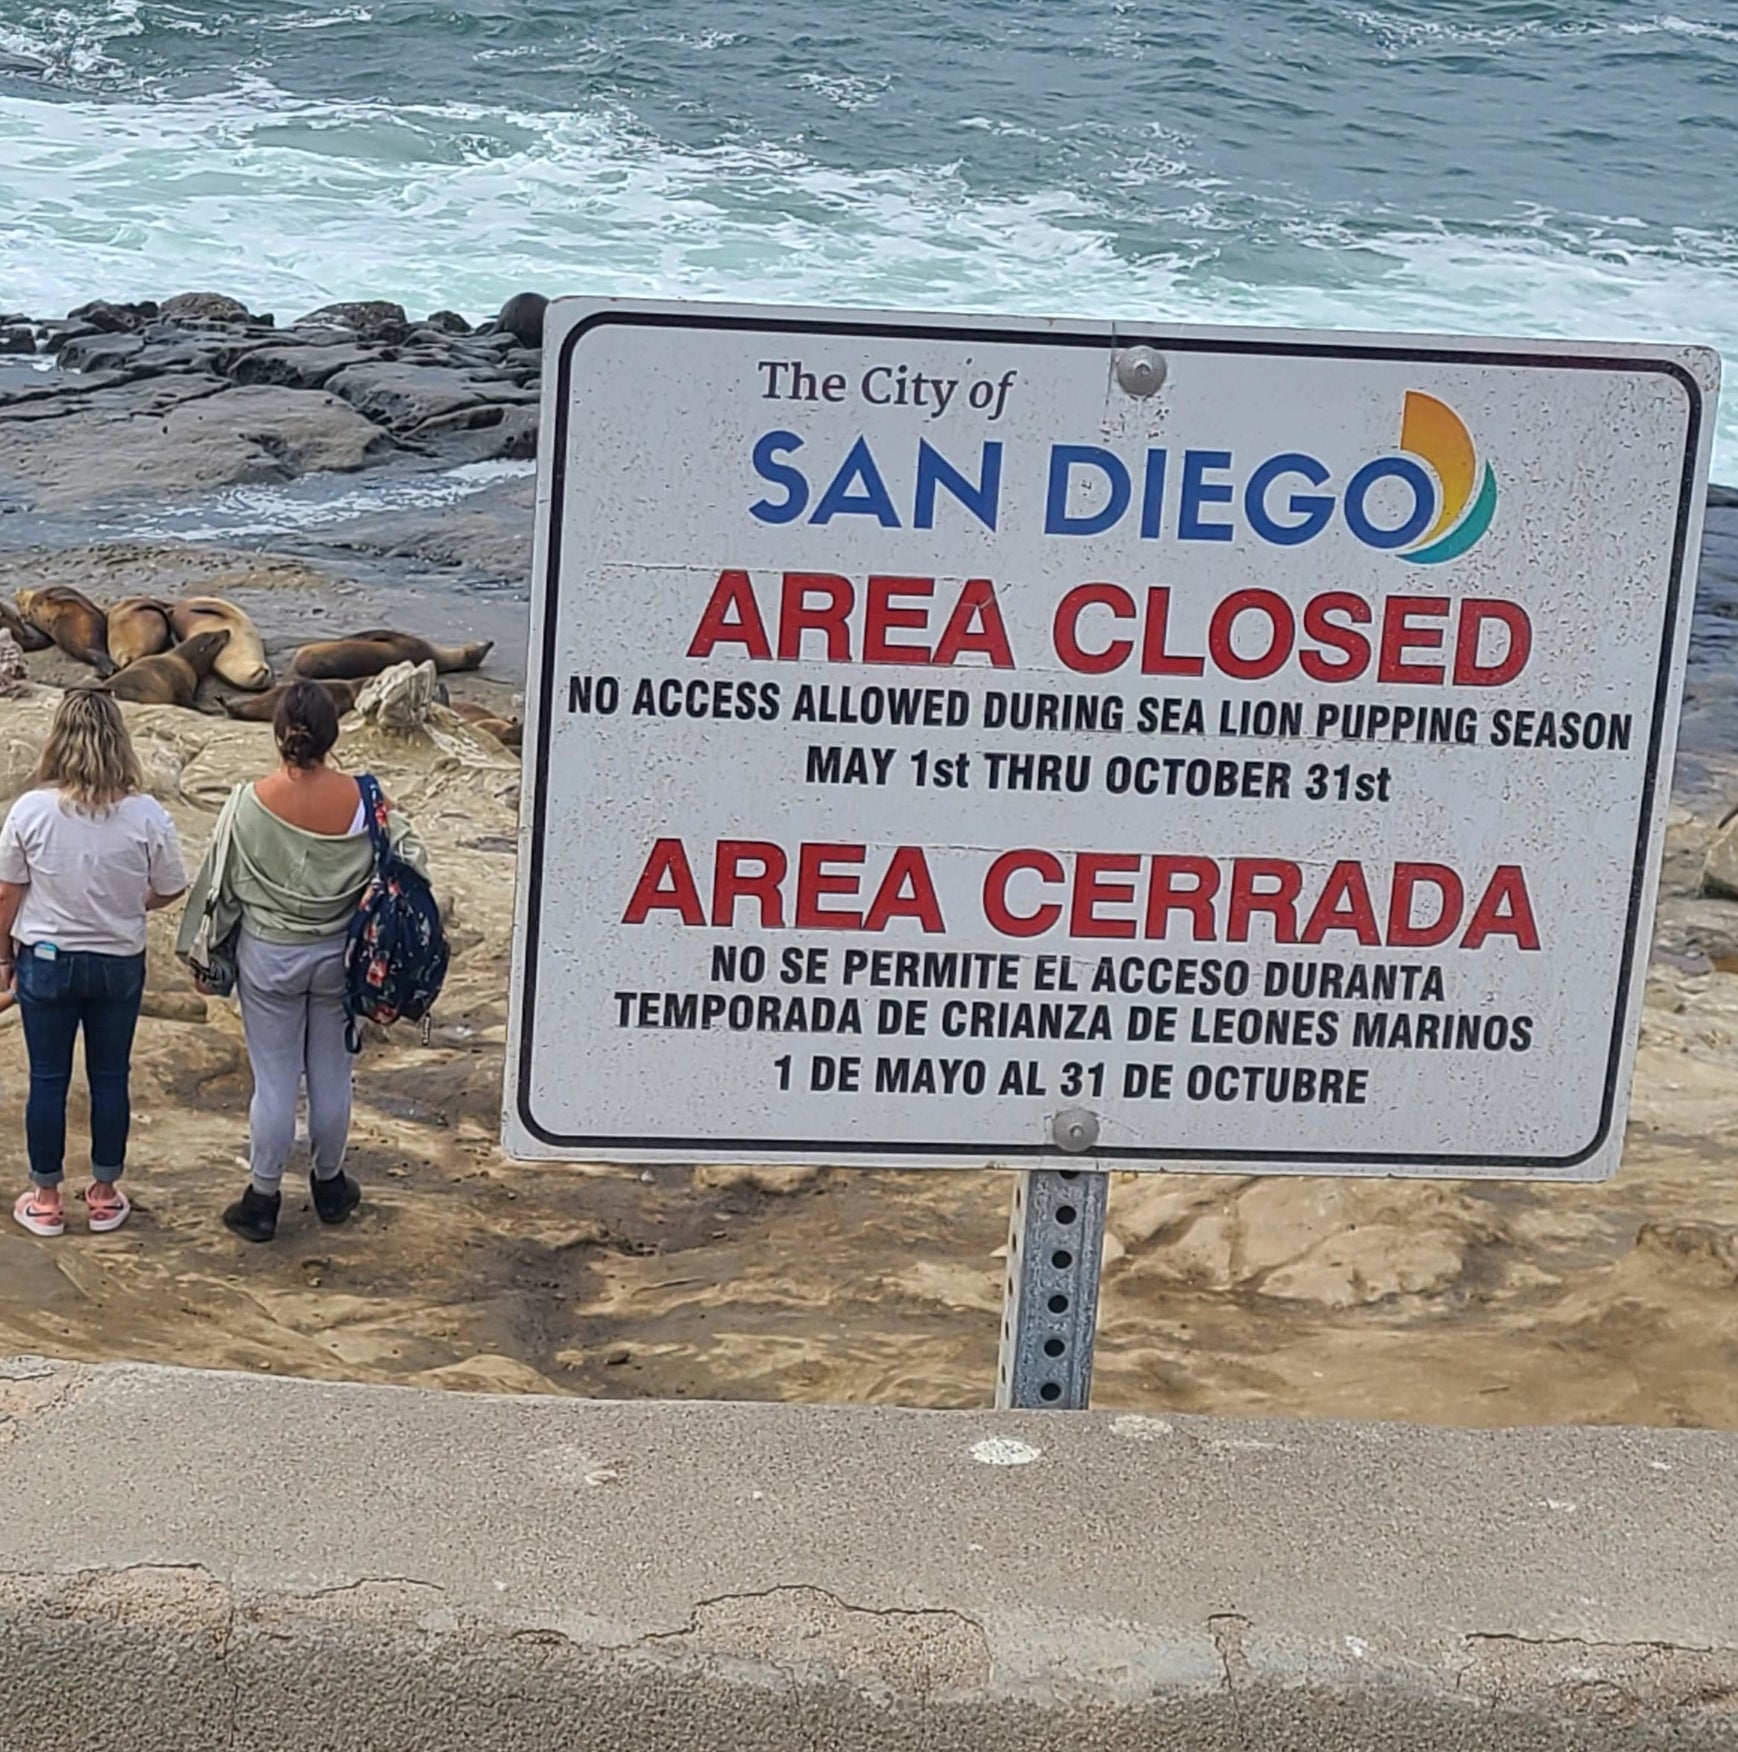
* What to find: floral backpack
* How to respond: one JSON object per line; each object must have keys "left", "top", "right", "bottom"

{"left": 342, "top": 773, "right": 449, "bottom": 1053}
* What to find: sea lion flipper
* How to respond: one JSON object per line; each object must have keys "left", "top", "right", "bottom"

{"left": 0, "top": 604, "right": 51, "bottom": 652}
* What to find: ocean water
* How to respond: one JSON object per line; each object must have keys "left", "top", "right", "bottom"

{"left": 0, "top": 0, "right": 1734, "bottom": 476}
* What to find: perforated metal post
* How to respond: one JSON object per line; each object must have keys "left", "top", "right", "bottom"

{"left": 996, "top": 1167, "right": 1109, "bottom": 1409}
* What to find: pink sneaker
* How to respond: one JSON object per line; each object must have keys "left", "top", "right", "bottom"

{"left": 13, "top": 1189, "right": 64, "bottom": 1238}
{"left": 86, "top": 1184, "right": 130, "bottom": 1234}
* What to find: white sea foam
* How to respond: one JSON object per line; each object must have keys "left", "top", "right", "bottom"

{"left": 1341, "top": 5, "right": 1738, "bottom": 50}
{"left": 118, "top": 459, "right": 534, "bottom": 543}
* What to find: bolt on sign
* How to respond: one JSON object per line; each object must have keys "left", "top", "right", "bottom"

{"left": 505, "top": 300, "right": 1718, "bottom": 1180}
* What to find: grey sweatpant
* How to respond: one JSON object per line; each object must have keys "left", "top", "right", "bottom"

{"left": 237, "top": 931, "right": 351, "bottom": 1194}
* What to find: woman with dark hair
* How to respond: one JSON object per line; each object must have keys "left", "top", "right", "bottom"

{"left": 178, "top": 680, "right": 428, "bottom": 1242}
{"left": 1, "top": 689, "right": 187, "bottom": 1236}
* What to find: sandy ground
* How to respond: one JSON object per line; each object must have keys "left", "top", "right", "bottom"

{"left": 0, "top": 557, "right": 1734, "bottom": 1426}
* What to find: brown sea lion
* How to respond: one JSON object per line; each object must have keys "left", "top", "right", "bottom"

{"left": 107, "top": 597, "right": 174, "bottom": 668}
{"left": 291, "top": 629, "right": 493, "bottom": 681}
{"left": 0, "top": 602, "right": 52, "bottom": 654}
{"left": 447, "top": 698, "right": 523, "bottom": 752}
{"left": 222, "top": 676, "right": 361, "bottom": 722}
{"left": 103, "top": 629, "right": 230, "bottom": 707}
{"left": 15, "top": 585, "right": 113, "bottom": 675}
{"left": 169, "top": 596, "right": 272, "bottom": 690}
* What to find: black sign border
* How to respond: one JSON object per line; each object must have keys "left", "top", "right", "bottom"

{"left": 516, "top": 308, "right": 1705, "bottom": 1170}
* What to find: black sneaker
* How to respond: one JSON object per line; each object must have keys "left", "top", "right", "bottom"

{"left": 223, "top": 1185, "right": 280, "bottom": 1243}
{"left": 311, "top": 1170, "right": 361, "bottom": 1225}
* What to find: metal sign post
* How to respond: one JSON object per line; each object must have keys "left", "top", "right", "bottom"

{"left": 997, "top": 1169, "right": 1109, "bottom": 1409}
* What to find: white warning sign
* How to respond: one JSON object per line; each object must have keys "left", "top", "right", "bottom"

{"left": 505, "top": 299, "right": 1716, "bottom": 1179}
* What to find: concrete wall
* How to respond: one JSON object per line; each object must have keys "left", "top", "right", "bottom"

{"left": 0, "top": 1355, "right": 1732, "bottom": 1751}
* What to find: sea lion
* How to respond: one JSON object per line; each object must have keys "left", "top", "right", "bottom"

{"left": 0, "top": 602, "right": 51, "bottom": 654}
{"left": 15, "top": 585, "right": 113, "bottom": 675}
{"left": 107, "top": 598, "right": 174, "bottom": 668}
{"left": 169, "top": 596, "right": 272, "bottom": 690}
{"left": 103, "top": 628, "right": 230, "bottom": 707}
{"left": 291, "top": 629, "right": 494, "bottom": 681}
{"left": 222, "top": 677, "right": 361, "bottom": 723}
{"left": 447, "top": 698, "right": 523, "bottom": 752}
{"left": 495, "top": 290, "right": 547, "bottom": 349}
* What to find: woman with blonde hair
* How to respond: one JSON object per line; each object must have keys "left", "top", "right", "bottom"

{"left": 0, "top": 689, "right": 187, "bottom": 1236}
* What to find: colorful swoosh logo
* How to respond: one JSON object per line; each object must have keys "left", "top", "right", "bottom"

{"left": 1398, "top": 391, "right": 1498, "bottom": 565}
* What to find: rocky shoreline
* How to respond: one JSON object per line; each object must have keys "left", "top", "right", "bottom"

{"left": 0, "top": 290, "right": 551, "bottom": 523}
{"left": 7, "top": 293, "right": 1732, "bottom": 514}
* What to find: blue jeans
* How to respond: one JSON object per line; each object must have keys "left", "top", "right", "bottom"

{"left": 15, "top": 947, "right": 146, "bottom": 1188}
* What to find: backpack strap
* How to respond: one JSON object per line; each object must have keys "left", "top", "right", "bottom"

{"left": 356, "top": 773, "right": 390, "bottom": 870}
{"left": 344, "top": 773, "right": 390, "bottom": 1057}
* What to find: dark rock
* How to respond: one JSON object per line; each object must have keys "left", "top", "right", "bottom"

{"left": 324, "top": 361, "right": 535, "bottom": 433}
{"left": 295, "top": 300, "right": 410, "bottom": 342}
{"left": 0, "top": 327, "right": 34, "bottom": 356}
{"left": 1710, "top": 483, "right": 1738, "bottom": 510}
{"left": 496, "top": 291, "right": 548, "bottom": 350}
{"left": 228, "top": 343, "right": 380, "bottom": 392}
{"left": 445, "top": 343, "right": 514, "bottom": 371}
{"left": 66, "top": 299, "right": 156, "bottom": 334}
{"left": 406, "top": 401, "right": 539, "bottom": 463}
{"left": 396, "top": 341, "right": 465, "bottom": 365}
{"left": 59, "top": 332, "right": 147, "bottom": 372}
{"left": 424, "top": 309, "right": 472, "bottom": 335}
{"left": 159, "top": 291, "right": 255, "bottom": 326}
{"left": 132, "top": 339, "right": 228, "bottom": 375}
{"left": 192, "top": 335, "right": 290, "bottom": 377}
{"left": 309, "top": 469, "right": 535, "bottom": 580}
{"left": 40, "top": 322, "right": 100, "bottom": 354}
{"left": 0, "top": 379, "right": 396, "bottom": 511}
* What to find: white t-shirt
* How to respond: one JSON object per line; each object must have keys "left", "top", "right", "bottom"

{"left": 0, "top": 788, "right": 188, "bottom": 957}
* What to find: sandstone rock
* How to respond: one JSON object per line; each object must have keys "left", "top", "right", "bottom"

{"left": 140, "top": 990, "right": 209, "bottom": 1024}
{"left": 295, "top": 300, "right": 409, "bottom": 341}
{"left": 1635, "top": 1220, "right": 1738, "bottom": 1283}
{"left": 357, "top": 659, "right": 439, "bottom": 731}
{"left": 424, "top": 309, "right": 472, "bottom": 334}
{"left": 496, "top": 291, "right": 548, "bottom": 349}
{"left": 1701, "top": 811, "right": 1738, "bottom": 900}
{"left": 691, "top": 1164, "right": 821, "bottom": 1195}
{"left": 0, "top": 631, "right": 25, "bottom": 698}
{"left": 1655, "top": 895, "right": 1738, "bottom": 965}
{"left": 159, "top": 291, "right": 256, "bottom": 326}
{"left": 0, "top": 327, "right": 33, "bottom": 355}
